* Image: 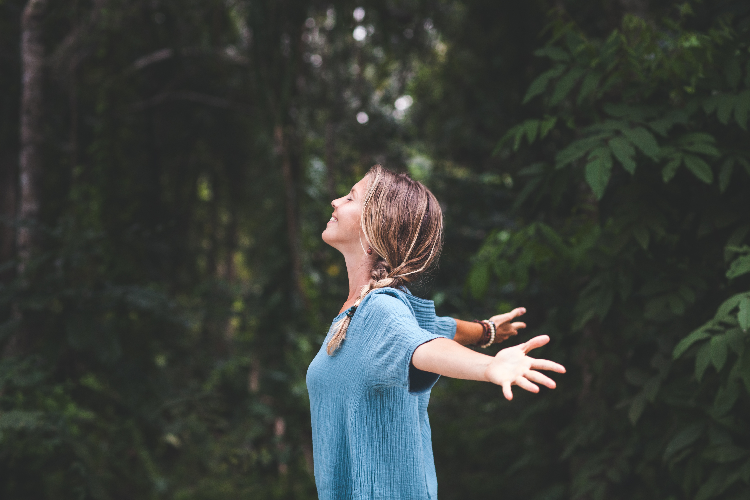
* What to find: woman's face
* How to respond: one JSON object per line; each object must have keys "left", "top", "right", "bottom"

{"left": 322, "top": 175, "right": 370, "bottom": 254}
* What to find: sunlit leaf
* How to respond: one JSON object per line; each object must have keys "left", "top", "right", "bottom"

{"left": 727, "top": 255, "right": 750, "bottom": 279}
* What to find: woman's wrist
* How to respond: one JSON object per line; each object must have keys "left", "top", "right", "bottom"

{"left": 472, "top": 319, "right": 496, "bottom": 348}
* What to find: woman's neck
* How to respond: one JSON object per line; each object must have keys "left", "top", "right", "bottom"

{"left": 339, "top": 251, "right": 374, "bottom": 314}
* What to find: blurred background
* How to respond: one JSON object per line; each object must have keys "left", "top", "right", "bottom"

{"left": 1, "top": 0, "right": 749, "bottom": 498}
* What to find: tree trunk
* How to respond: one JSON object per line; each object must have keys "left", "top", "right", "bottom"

{"left": 6, "top": 0, "right": 47, "bottom": 357}
{"left": 275, "top": 125, "right": 310, "bottom": 311}
{"left": 17, "top": 0, "right": 45, "bottom": 275}
{"left": 0, "top": 151, "right": 17, "bottom": 284}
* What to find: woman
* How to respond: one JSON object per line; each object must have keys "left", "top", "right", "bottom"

{"left": 306, "top": 165, "right": 565, "bottom": 499}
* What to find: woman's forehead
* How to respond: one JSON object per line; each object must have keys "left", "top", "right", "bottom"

{"left": 352, "top": 175, "right": 370, "bottom": 194}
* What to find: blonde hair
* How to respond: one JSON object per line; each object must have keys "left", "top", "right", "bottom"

{"left": 327, "top": 164, "right": 443, "bottom": 354}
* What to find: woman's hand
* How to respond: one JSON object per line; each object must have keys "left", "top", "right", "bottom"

{"left": 484, "top": 335, "right": 565, "bottom": 400}
{"left": 489, "top": 307, "right": 527, "bottom": 344}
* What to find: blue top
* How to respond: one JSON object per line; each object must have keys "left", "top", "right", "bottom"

{"left": 306, "top": 288, "right": 457, "bottom": 500}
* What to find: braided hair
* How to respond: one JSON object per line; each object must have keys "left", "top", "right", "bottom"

{"left": 327, "top": 165, "right": 443, "bottom": 355}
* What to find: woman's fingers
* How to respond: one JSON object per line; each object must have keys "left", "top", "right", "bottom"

{"left": 530, "top": 358, "right": 566, "bottom": 373}
{"left": 510, "top": 321, "right": 526, "bottom": 331}
{"left": 521, "top": 335, "right": 550, "bottom": 353}
{"left": 502, "top": 381, "right": 513, "bottom": 401}
{"left": 525, "top": 370, "right": 556, "bottom": 389}
{"left": 491, "top": 307, "right": 526, "bottom": 326}
{"left": 515, "top": 377, "right": 539, "bottom": 393}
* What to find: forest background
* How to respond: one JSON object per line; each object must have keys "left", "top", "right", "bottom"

{"left": 1, "top": 0, "right": 749, "bottom": 498}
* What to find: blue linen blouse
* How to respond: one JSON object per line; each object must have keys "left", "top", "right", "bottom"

{"left": 306, "top": 287, "right": 457, "bottom": 500}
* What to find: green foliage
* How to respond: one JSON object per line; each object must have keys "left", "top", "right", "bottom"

{"left": 466, "top": 3, "right": 750, "bottom": 499}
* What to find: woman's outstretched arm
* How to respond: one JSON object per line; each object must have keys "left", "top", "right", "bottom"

{"left": 452, "top": 307, "right": 528, "bottom": 346}
{"left": 411, "top": 335, "right": 565, "bottom": 400}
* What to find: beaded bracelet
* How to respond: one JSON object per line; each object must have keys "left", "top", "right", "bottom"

{"left": 478, "top": 319, "right": 496, "bottom": 349}
{"left": 472, "top": 319, "right": 489, "bottom": 345}
{"left": 472, "top": 319, "right": 497, "bottom": 348}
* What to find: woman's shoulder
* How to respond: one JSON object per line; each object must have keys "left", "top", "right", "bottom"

{"left": 359, "top": 287, "right": 415, "bottom": 320}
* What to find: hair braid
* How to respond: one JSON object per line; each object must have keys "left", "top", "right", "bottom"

{"left": 326, "top": 164, "right": 443, "bottom": 355}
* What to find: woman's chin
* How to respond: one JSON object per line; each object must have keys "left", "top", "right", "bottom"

{"left": 321, "top": 228, "right": 335, "bottom": 245}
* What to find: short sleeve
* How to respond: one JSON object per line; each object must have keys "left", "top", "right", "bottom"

{"left": 433, "top": 316, "right": 457, "bottom": 340}
{"left": 358, "top": 292, "right": 441, "bottom": 394}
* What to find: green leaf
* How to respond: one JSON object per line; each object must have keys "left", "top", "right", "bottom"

{"left": 725, "top": 327, "right": 746, "bottom": 355}
{"left": 524, "top": 119, "right": 540, "bottom": 146}
{"left": 716, "top": 94, "right": 735, "bottom": 124}
{"left": 727, "top": 255, "right": 750, "bottom": 279}
{"left": 622, "top": 127, "right": 660, "bottom": 160}
{"left": 712, "top": 381, "right": 740, "bottom": 416}
{"left": 695, "top": 470, "right": 730, "bottom": 500}
{"left": 683, "top": 154, "right": 713, "bottom": 184}
{"left": 0, "top": 410, "right": 43, "bottom": 430}
{"left": 468, "top": 261, "right": 491, "bottom": 299}
{"left": 725, "top": 57, "right": 742, "bottom": 89}
{"left": 523, "top": 66, "right": 565, "bottom": 104}
{"left": 662, "top": 156, "right": 682, "bottom": 183}
{"left": 609, "top": 136, "right": 636, "bottom": 174}
{"left": 739, "top": 297, "right": 750, "bottom": 332}
{"left": 695, "top": 343, "right": 711, "bottom": 381}
{"left": 703, "top": 444, "right": 748, "bottom": 463}
{"left": 550, "top": 67, "right": 586, "bottom": 106}
{"left": 735, "top": 90, "right": 750, "bottom": 130}
{"left": 585, "top": 147, "right": 613, "bottom": 199}
{"left": 740, "top": 348, "right": 750, "bottom": 393}
{"left": 719, "top": 158, "right": 734, "bottom": 193}
{"left": 710, "top": 335, "right": 728, "bottom": 372}
{"left": 539, "top": 116, "right": 557, "bottom": 138}
{"left": 682, "top": 142, "right": 720, "bottom": 157}
{"left": 663, "top": 423, "right": 703, "bottom": 461}
{"left": 703, "top": 94, "right": 719, "bottom": 114}
{"left": 633, "top": 225, "right": 649, "bottom": 250}
{"left": 628, "top": 391, "right": 647, "bottom": 425}
{"left": 555, "top": 135, "right": 608, "bottom": 168}
{"left": 534, "top": 46, "right": 570, "bottom": 62}
{"left": 577, "top": 72, "right": 601, "bottom": 104}
{"left": 717, "top": 293, "right": 748, "bottom": 319}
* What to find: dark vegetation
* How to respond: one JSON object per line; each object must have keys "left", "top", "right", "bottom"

{"left": 0, "top": 0, "right": 748, "bottom": 498}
